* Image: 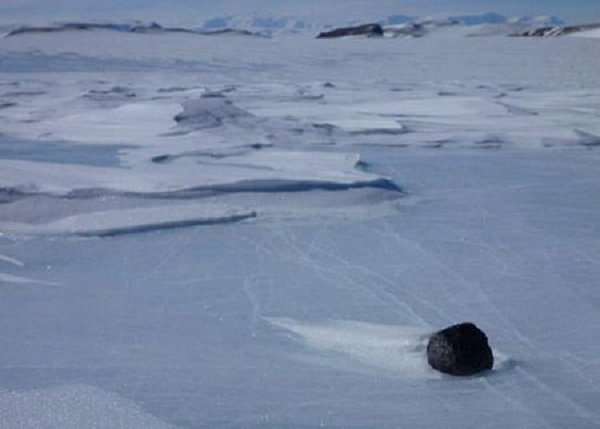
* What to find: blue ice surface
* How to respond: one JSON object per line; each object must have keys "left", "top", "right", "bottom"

{"left": 0, "top": 135, "right": 134, "bottom": 167}
{"left": 200, "top": 17, "right": 232, "bottom": 30}
{"left": 1, "top": 148, "right": 600, "bottom": 428}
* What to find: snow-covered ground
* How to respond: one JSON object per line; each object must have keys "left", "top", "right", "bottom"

{"left": 1, "top": 28, "right": 600, "bottom": 428}
{"left": 574, "top": 27, "right": 600, "bottom": 38}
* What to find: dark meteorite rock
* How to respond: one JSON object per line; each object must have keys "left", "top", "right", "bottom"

{"left": 317, "top": 23, "right": 384, "bottom": 39}
{"left": 427, "top": 322, "right": 493, "bottom": 376}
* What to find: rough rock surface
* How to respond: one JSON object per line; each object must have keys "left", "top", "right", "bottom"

{"left": 516, "top": 22, "right": 600, "bottom": 37}
{"left": 427, "top": 322, "right": 494, "bottom": 376}
{"left": 317, "top": 23, "right": 384, "bottom": 39}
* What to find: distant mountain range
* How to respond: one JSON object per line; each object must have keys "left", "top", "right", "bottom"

{"left": 450, "top": 13, "right": 564, "bottom": 27}
{"left": 194, "top": 13, "right": 567, "bottom": 34}
{"left": 193, "top": 13, "right": 585, "bottom": 38}
{"left": 3, "top": 21, "right": 270, "bottom": 38}
{"left": 4, "top": 13, "right": 599, "bottom": 40}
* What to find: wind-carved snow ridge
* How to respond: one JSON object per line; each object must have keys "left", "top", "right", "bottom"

{"left": 0, "top": 204, "right": 257, "bottom": 238}
{"left": 0, "top": 152, "right": 400, "bottom": 199}
{"left": 0, "top": 149, "right": 401, "bottom": 237}
{"left": 0, "top": 77, "right": 404, "bottom": 235}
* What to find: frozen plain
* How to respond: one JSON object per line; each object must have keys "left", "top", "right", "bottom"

{"left": 1, "top": 28, "right": 600, "bottom": 429}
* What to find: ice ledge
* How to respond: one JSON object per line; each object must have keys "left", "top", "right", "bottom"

{"left": 0, "top": 204, "right": 256, "bottom": 238}
{"left": 0, "top": 151, "right": 402, "bottom": 199}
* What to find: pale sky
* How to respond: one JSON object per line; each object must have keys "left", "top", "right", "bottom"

{"left": 1, "top": 0, "right": 599, "bottom": 25}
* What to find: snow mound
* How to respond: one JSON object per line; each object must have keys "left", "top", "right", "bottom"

{"left": 0, "top": 384, "right": 175, "bottom": 429}
{"left": 174, "top": 98, "right": 253, "bottom": 129}
{"left": 572, "top": 27, "right": 600, "bottom": 38}
{"left": 0, "top": 204, "right": 257, "bottom": 238}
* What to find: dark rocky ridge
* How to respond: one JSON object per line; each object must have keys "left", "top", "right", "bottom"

{"left": 515, "top": 22, "right": 600, "bottom": 37}
{"left": 5, "top": 22, "right": 268, "bottom": 38}
{"left": 317, "top": 23, "right": 384, "bottom": 39}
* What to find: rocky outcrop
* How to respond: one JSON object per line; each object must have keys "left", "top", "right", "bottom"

{"left": 199, "top": 28, "right": 268, "bottom": 37}
{"left": 317, "top": 23, "right": 384, "bottom": 39}
{"left": 515, "top": 23, "right": 600, "bottom": 37}
{"left": 427, "top": 322, "right": 494, "bottom": 376}
{"left": 4, "top": 22, "right": 267, "bottom": 38}
{"left": 383, "top": 22, "right": 427, "bottom": 38}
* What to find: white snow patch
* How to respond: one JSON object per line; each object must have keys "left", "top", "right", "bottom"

{"left": 268, "top": 317, "right": 437, "bottom": 378}
{"left": 31, "top": 101, "right": 182, "bottom": 146}
{"left": 174, "top": 97, "right": 253, "bottom": 128}
{"left": 0, "top": 272, "right": 57, "bottom": 286}
{"left": 0, "top": 384, "right": 177, "bottom": 429}
{"left": 355, "top": 97, "right": 494, "bottom": 117}
{"left": 0, "top": 253, "right": 25, "bottom": 267}
{"left": 572, "top": 28, "right": 600, "bottom": 38}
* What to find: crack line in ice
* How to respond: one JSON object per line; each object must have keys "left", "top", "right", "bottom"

{"left": 0, "top": 253, "right": 24, "bottom": 267}
{"left": 0, "top": 272, "right": 58, "bottom": 286}
{"left": 367, "top": 220, "right": 546, "bottom": 354}
{"left": 516, "top": 366, "right": 600, "bottom": 425}
{"left": 250, "top": 221, "right": 429, "bottom": 324}
{"left": 76, "top": 213, "right": 257, "bottom": 237}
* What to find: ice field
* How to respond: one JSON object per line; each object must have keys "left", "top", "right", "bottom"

{"left": 1, "top": 25, "right": 600, "bottom": 428}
